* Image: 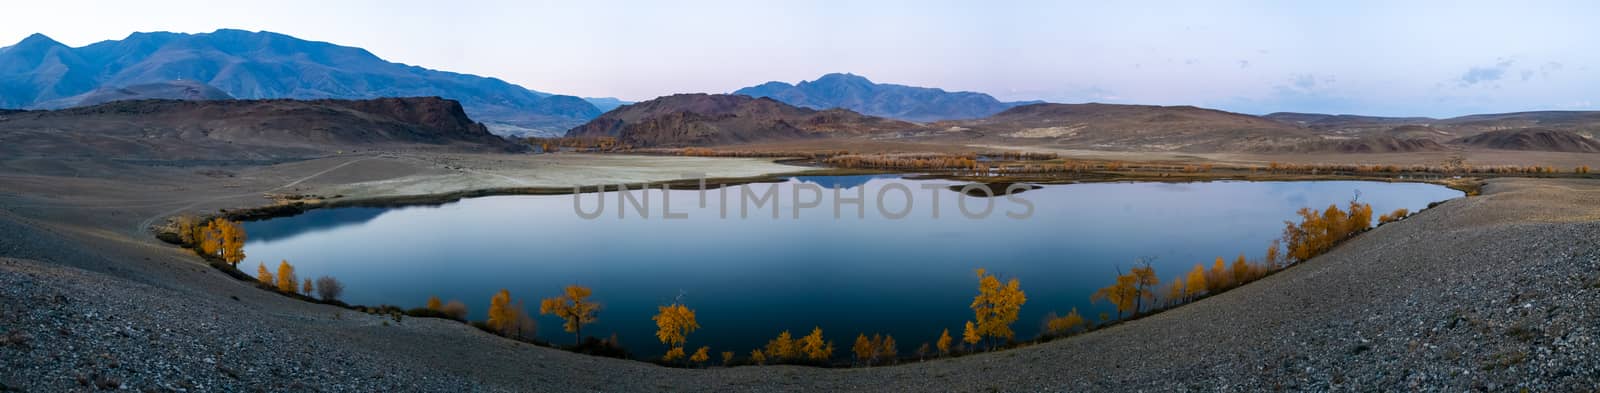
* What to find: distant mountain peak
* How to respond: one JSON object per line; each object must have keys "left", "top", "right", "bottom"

{"left": 566, "top": 93, "right": 914, "bottom": 146}
{"left": 811, "top": 72, "right": 871, "bottom": 83}
{"left": 734, "top": 73, "right": 1039, "bottom": 122}
{"left": 0, "top": 30, "right": 600, "bottom": 127}
{"left": 18, "top": 33, "right": 61, "bottom": 46}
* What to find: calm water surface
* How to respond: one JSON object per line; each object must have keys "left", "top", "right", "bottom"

{"left": 242, "top": 177, "right": 1461, "bottom": 356}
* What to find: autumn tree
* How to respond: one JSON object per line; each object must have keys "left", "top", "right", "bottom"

{"left": 800, "top": 327, "right": 834, "bottom": 361}
{"left": 764, "top": 331, "right": 799, "bottom": 362}
{"left": 1128, "top": 259, "right": 1159, "bottom": 313}
{"left": 218, "top": 219, "right": 246, "bottom": 266}
{"left": 427, "top": 296, "right": 443, "bottom": 311}
{"left": 690, "top": 346, "right": 710, "bottom": 366}
{"left": 302, "top": 278, "right": 313, "bottom": 295}
{"left": 1346, "top": 199, "right": 1374, "bottom": 236}
{"left": 1231, "top": 254, "right": 1251, "bottom": 284}
{"left": 275, "top": 260, "right": 297, "bottom": 293}
{"left": 487, "top": 290, "right": 536, "bottom": 340}
{"left": 936, "top": 329, "right": 953, "bottom": 355}
{"left": 969, "top": 268, "right": 1027, "bottom": 347}
{"left": 664, "top": 347, "right": 686, "bottom": 362}
{"left": 881, "top": 335, "right": 897, "bottom": 364}
{"left": 1265, "top": 239, "right": 1283, "bottom": 269}
{"left": 853, "top": 334, "right": 874, "bottom": 365}
{"left": 540, "top": 285, "right": 601, "bottom": 343}
{"left": 1091, "top": 273, "right": 1137, "bottom": 319}
{"left": 488, "top": 289, "right": 513, "bottom": 332}
{"left": 314, "top": 276, "right": 343, "bottom": 302}
{"left": 1282, "top": 199, "right": 1376, "bottom": 263}
{"left": 256, "top": 262, "right": 274, "bottom": 285}
{"left": 750, "top": 349, "right": 767, "bottom": 365}
{"left": 198, "top": 219, "right": 223, "bottom": 257}
{"left": 1045, "top": 308, "right": 1086, "bottom": 336}
{"left": 175, "top": 215, "right": 200, "bottom": 245}
{"left": 721, "top": 351, "right": 734, "bottom": 366}
{"left": 1378, "top": 208, "right": 1410, "bottom": 225}
{"left": 1185, "top": 264, "right": 1207, "bottom": 300}
{"left": 1207, "top": 257, "right": 1228, "bottom": 291}
{"left": 961, "top": 321, "right": 980, "bottom": 349}
{"left": 652, "top": 302, "right": 699, "bottom": 361}
{"left": 1164, "top": 278, "right": 1186, "bottom": 307}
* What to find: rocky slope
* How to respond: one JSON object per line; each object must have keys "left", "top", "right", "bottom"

{"left": 565, "top": 93, "right": 915, "bottom": 146}
{"left": 1256, "top": 135, "right": 1448, "bottom": 153}
{"left": 734, "top": 73, "right": 1036, "bottom": 122}
{"left": 0, "top": 30, "right": 600, "bottom": 130}
{"left": 30, "top": 80, "right": 234, "bottom": 108}
{"left": 933, "top": 102, "right": 1317, "bottom": 151}
{"left": 0, "top": 97, "right": 521, "bottom": 160}
{"left": 1451, "top": 128, "right": 1600, "bottom": 153}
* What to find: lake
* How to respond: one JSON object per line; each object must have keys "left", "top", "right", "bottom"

{"left": 241, "top": 176, "right": 1462, "bottom": 357}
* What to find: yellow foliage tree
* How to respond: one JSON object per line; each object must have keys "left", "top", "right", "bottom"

{"left": 1128, "top": 260, "right": 1159, "bottom": 313}
{"left": 275, "top": 260, "right": 296, "bottom": 293}
{"left": 1231, "top": 254, "right": 1251, "bottom": 284}
{"left": 487, "top": 289, "right": 513, "bottom": 333}
{"left": 256, "top": 262, "right": 274, "bottom": 285}
{"left": 961, "top": 321, "right": 980, "bottom": 348}
{"left": 1208, "top": 257, "right": 1228, "bottom": 291}
{"left": 302, "top": 278, "right": 313, "bottom": 295}
{"left": 218, "top": 219, "right": 246, "bottom": 266}
{"left": 663, "top": 346, "right": 686, "bottom": 362}
{"left": 1091, "top": 273, "right": 1137, "bottom": 319}
{"left": 800, "top": 327, "right": 833, "bottom": 361}
{"left": 1283, "top": 199, "right": 1375, "bottom": 263}
{"left": 765, "top": 331, "right": 799, "bottom": 361}
{"left": 1346, "top": 199, "right": 1373, "bottom": 235}
{"left": 969, "top": 268, "right": 1027, "bottom": 346}
{"left": 721, "top": 351, "right": 734, "bottom": 366}
{"left": 652, "top": 302, "right": 700, "bottom": 357}
{"left": 1165, "top": 278, "right": 1185, "bottom": 307}
{"left": 853, "top": 334, "right": 874, "bottom": 364}
{"left": 427, "top": 296, "right": 442, "bottom": 311}
{"left": 540, "top": 285, "right": 601, "bottom": 343}
{"left": 198, "top": 219, "right": 223, "bottom": 257}
{"left": 175, "top": 215, "right": 199, "bottom": 245}
{"left": 936, "top": 328, "right": 953, "bottom": 355}
{"left": 1265, "top": 239, "right": 1283, "bottom": 269}
{"left": 690, "top": 346, "right": 710, "bottom": 366}
{"left": 1045, "top": 308, "right": 1086, "bottom": 335}
{"left": 1185, "top": 264, "right": 1207, "bottom": 299}
{"left": 881, "top": 335, "right": 897, "bottom": 364}
{"left": 750, "top": 349, "right": 767, "bottom": 365}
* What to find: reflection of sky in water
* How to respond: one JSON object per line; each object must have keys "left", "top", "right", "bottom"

{"left": 242, "top": 179, "right": 1461, "bottom": 356}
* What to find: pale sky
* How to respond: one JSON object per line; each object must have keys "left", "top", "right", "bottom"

{"left": 3, "top": 0, "right": 1597, "bottom": 117}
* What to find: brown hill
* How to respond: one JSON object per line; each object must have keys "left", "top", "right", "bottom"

{"left": 1438, "top": 111, "right": 1600, "bottom": 134}
{"left": 1449, "top": 128, "right": 1600, "bottom": 153}
{"left": 1264, "top": 112, "right": 1435, "bottom": 128}
{"left": 929, "top": 103, "right": 1314, "bottom": 152}
{"left": 1253, "top": 135, "right": 1448, "bottom": 154}
{"left": 0, "top": 97, "right": 520, "bottom": 160}
{"left": 564, "top": 93, "right": 915, "bottom": 147}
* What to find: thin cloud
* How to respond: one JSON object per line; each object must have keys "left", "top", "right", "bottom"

{"left": 1459, "top": 60, "right": 1514, "bottom": 86}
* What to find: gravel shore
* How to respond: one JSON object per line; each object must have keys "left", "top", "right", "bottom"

{"left": 3, "top": 154, "right": 1598, "bottom": 391}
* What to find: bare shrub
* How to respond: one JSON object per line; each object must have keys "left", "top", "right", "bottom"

{"left": 441, "top": 300, "right": 469, "bottom": 320}
{"left": 314, "top": 276, "right": 344, "bottom": 302}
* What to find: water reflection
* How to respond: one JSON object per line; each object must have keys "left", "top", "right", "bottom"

{"left": 241, "top": 178, "right": 1461, "bottom": 356}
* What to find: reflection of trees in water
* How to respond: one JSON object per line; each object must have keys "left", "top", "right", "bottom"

{"left": 242, "top": 207, "right": 388, "bottom": 243}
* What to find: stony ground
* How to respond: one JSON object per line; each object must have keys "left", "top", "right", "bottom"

{"left": 2, "top": 152, "right": 1598, "bottom": 391}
